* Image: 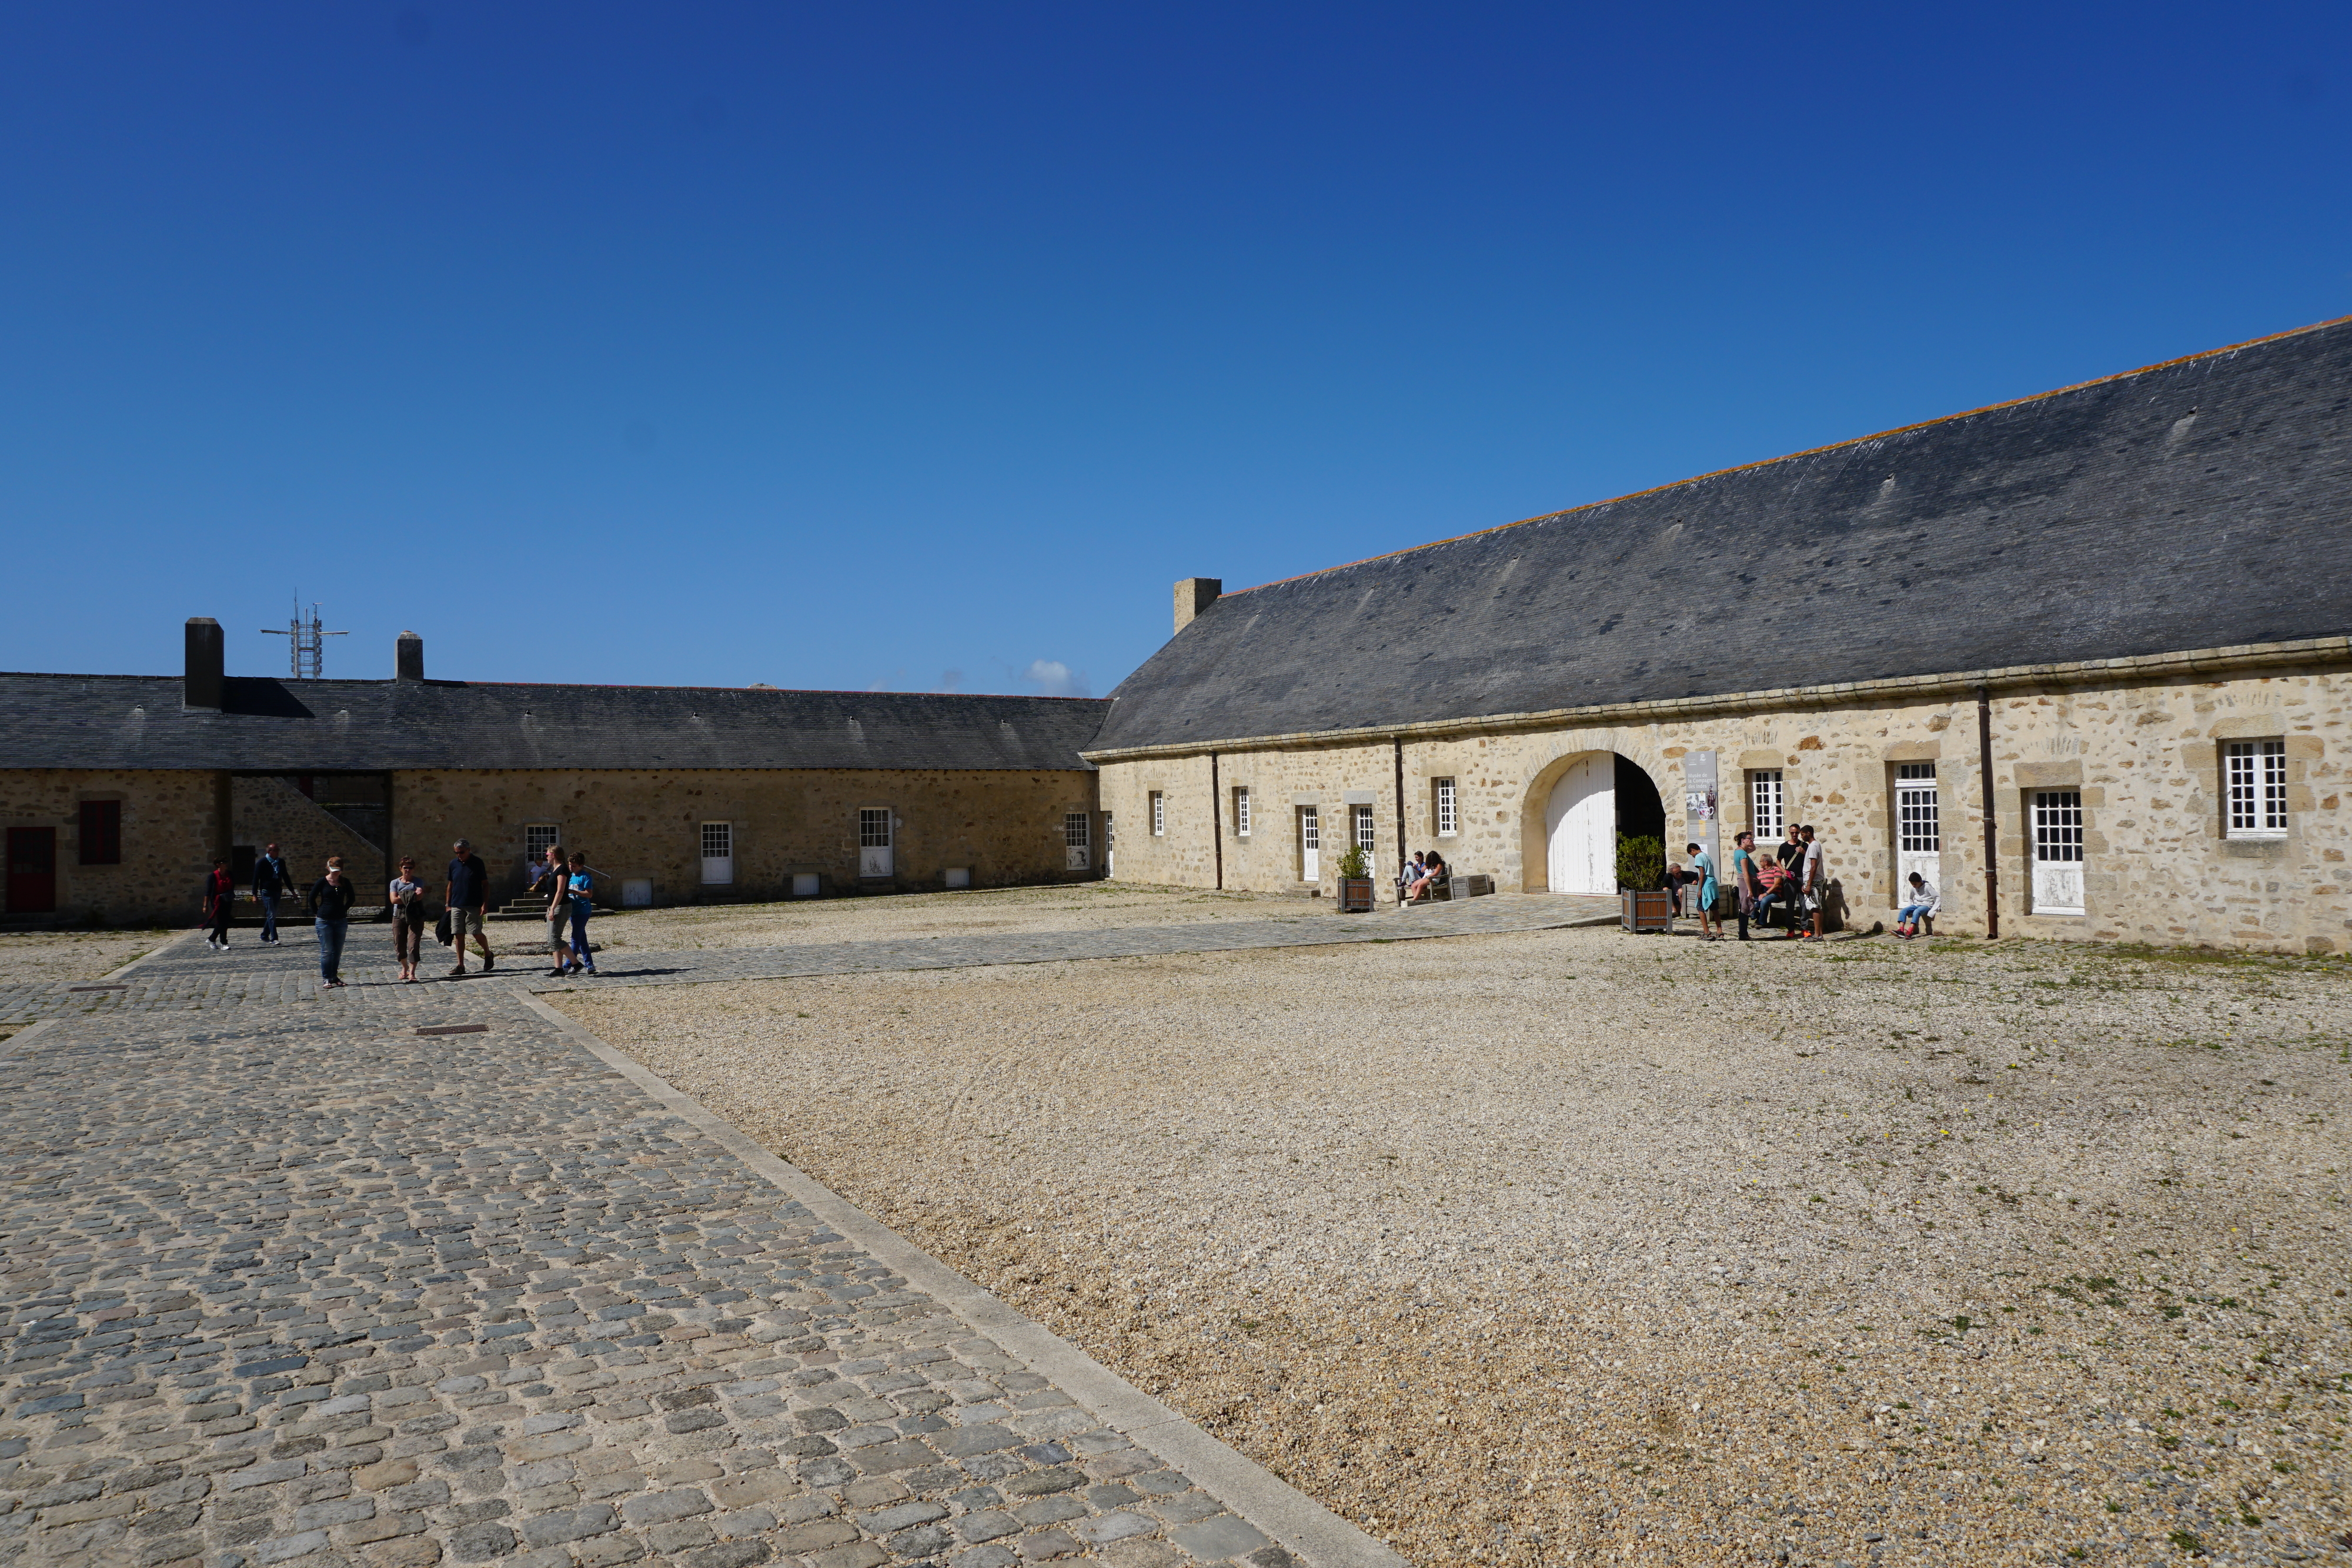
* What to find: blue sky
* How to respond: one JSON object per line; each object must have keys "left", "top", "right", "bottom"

{"left": 3, "top": 3, "right": 2347, "bottom": 697}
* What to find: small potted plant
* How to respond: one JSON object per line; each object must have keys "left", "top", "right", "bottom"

{"left": 1336, "top": 842, "right": 1375, "bottom": 912}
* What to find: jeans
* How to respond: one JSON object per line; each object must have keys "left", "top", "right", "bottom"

{"left": 315, "top": 918, "right": 348, "bottom": 981}
{"left": 257, "top": 893, "right": 279, "bottom": 941}
{"left": 1897, "top": 902, "right": 1933, "bottom": 926}
{"left": 569, "top": 905, "right": 593, "bottom": 968}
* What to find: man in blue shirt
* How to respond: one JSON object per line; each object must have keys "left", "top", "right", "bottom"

{"left": 251, "top": 841, "right": 293, "bottom": 945}
{"left": 443, "top": 838, "right": 495, "bottom": 977}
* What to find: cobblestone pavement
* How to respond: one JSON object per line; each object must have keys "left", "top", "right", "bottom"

{"left": 0, "top": 935, "right": 1406, "bottom": 1568}
{"left": 0, "top": 895, "right": 1618, "bottom": 1023}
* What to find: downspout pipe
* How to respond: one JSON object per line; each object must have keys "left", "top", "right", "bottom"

{"left": 1210, "top": 753, "right": 1223, "bottom": 891}
{"left": 1976, "top": 687, "right": 2000, "bottom": 940}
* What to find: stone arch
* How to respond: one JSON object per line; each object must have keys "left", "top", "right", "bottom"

{"left": 1515, "top": 747, "right": 1668, "bottom": 893}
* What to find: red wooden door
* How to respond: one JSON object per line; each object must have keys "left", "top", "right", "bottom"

{"left": 6, "top": 827, "right": 57, "bottom": 914}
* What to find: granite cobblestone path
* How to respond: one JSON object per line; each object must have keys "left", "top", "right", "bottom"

{"left": 0, "top": 895, "right": 1616, "bottom": 1023}
{"left": 0, "top": 928, "right": 1418, "bottom": 1568}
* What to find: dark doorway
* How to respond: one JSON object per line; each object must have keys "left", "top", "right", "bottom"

{"left": 1614, "top": 755, "right": 1665, "bottom": 842}
{"left": 6, "top": 827, "right": 57, "bottom": 914}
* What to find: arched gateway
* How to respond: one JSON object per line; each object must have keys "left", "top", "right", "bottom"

{"left": 1541, "top": 753, "right": 1665, "bottom": 895}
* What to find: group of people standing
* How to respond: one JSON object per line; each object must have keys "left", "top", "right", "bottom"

{"left": 196, "top": 836, "right": 600, "bottom": 985}
{"left": 1668, "top": 824, "right": 1833, "bottom": 942}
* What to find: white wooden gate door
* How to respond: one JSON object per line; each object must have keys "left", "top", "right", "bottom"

{"left": 1545, "top": 754, "right": 1615, "bottom": 895}
{"left": 1064, "top": 813, "right": 1091, "bottom": 872}
{"left": 1298, "top": 806, "right": 1319, "bottom": 884}
{"left": 859, "top": 808, "right": 894, "bottom": 878}
{"left": 2031, "top": 790, "right": 2084, "bottom": 915}
{"left": 700, "top": 821, "right": 733, "bottom": 885}
{"left": 1895, "top": 763, "right": 1940, "bottom": 896}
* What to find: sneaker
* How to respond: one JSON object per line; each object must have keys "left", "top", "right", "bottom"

{"left": 547, "top": 967, "right": 567, "bottom": 978}
{"left": 483, "top": 953, "right": 496, "bottom": 972}
{"left": 447, "top": 965, "right": 467, "bottom": 978}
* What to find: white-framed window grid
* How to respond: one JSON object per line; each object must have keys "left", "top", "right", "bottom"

{"left": 525, "top": 823, "right": 562, "bottom": 864}
{"left": 2032, "top": 791, "right": 2083, "bottom": 862}
{"left": 1895, "top": 763, "right": 1939, "bottom": 852}
{"left": 1064, "top": 812, "right": 1090, "bottom": 848}
{"left": 858, "top": 808, "right": 891, "bottom": 848}
{"left": 2224, "top": 740, "right": 2287, "bottom": 838}
{"left": 1749, "top": 770, "right": 1785, "bottom": 841}
{"left": 1149, "top": 791, "right": 1165, "bottom": 836}
{"left": 1299, "top": 805, "right": 1319, "bottom": 851}
{"left": 1353, "top": 804, "right": 1376, "bottom": 857}
{"left": 1434, "top": 777, "right": 1458, "bottom": 837}
{"left": 1234, "top": 786, "right": 1251, "bottom": 838}
{"left": 699, "top": 821, "right": 731, "bottom": 860}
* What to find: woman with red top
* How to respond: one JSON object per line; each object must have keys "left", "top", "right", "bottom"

{"left": 202, "top": 858, "right": 236, "bottom": 950}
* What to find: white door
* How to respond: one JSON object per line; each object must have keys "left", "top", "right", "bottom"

{"left": 1895, "top": 763, "right": 1940, "bottom": 896}
{"left": 1545, "top": 754, "right": 1615, "bottom": 894}
{"left": 1064, "top": 812, "right": 1091, "bottom": 871}
{"left": 1299, "top": 806, "right": 1320, "bottom": 883}
{"left": 2031, "top": 790, "right": 2084, "bottom": 915}
{"left": 700, "top": 821, "right": 733, "bottom": 885}
{"left": 859, "top": 808, "right": 894, "bottom": 878}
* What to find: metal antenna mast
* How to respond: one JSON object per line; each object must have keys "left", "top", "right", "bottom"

{"left": 260, "top": 596, "right": 348, "bottom": 679}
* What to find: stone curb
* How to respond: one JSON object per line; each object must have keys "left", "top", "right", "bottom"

{"left": 512, "top": 989, "right": 1413, "bottom": 1568}
{"left": 101, "top": 924, "right": 209, "bottom": 979}
{"left": 0, "top": 1016, "right": 62, "bottom": 1063}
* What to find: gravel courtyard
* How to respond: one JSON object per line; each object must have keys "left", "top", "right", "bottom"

{"left": 556, "top": 918, "right": 2352, "bottom": 1567}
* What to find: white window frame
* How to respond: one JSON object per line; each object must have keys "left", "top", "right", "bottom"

{"left": 1149, "top": 791, "right": 1165, "bottom": 837}
{"left": 2223, "top": 740, "right": 2287, "bottom": 839}
{"left": 1353, "top": 803, "right": 1377, "bottom": 859}
{"left": 1895, "top": 763, "right": 1939, "bottom": 852}
{"left": 858, "top": 808, "right": 892, "bottom": 849}
{"left": 699, "top": 821, "right": 732, "bottom": 860}
{"left": 1434, "top": 777, "right": 1458, "bottom": 838}
{"left": 1064, "top": 812, "right": 1090, "bottom": 849}
{"left": 525, "top": 823, "right": 563, "bottom": 864}
{"left": 1234, "top": 785, "right": 1251, "bottom": 838}
{"left": 1749, "top": 770, "right": 1785, "bottom": 841}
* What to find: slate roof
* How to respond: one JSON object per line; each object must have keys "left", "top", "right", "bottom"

{"left": 1091, "top": 316, "right": 2352, "bottom": 754}
{"left": 0, "top": 676, "right": 1109, "bottom": 773}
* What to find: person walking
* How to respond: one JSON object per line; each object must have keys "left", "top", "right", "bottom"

{"left": 1686, "top": 840, "right": 1722, "bottom": 940}
{"left": 202, "top": 858, "right": 236, "bottom": 950}
{"left": 1730, "top": 830, "right": 1760, "bottom": 942}
{"left": 443, "top": 838, "right": 495, "bottom": 976}
{"left": 389, "top": 856, "right": 427, "bottom": 981}
{"left": 564, "top": 852, "right": 598, "bottom": 975}
{"left": 534, "top": 842, "right": 573, "bottom": 977}
{"left": 308, "top": 861, "right": 356, "bottom": 987}
{"left": 252, "top": 841, "right": 293, "bottom": 944}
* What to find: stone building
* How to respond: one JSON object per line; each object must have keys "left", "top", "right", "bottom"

{"left": 0, "top": 623, "right": 1107, "bottom": 924}
{"left": 1087, "top": 317, "right": 2352, "bottom": 952}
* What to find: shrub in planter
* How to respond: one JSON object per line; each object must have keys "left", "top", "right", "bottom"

{"left": 1615, "top": 833, "right": 1663, "bottom": 894}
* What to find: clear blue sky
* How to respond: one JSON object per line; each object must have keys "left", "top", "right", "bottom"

{"left": 4, "top": 4, "right": 2346, "bottom": 697}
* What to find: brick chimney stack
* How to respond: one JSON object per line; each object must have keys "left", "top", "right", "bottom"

{"left": 396, "top": 630, "right": 425, "bottom": 681}
{"left": 1173, "top": 577, "right": 1222, "bottom": 635}
{"left": 183, "top": 618, "right": 224, "bottom": 710}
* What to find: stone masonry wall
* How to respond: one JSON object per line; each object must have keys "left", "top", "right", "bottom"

{"left": 389, "top": 768, "right": 1101, "bottom": 907}
{"left": 1098, "top": 665, "right": 2352, "bottom": 952}
{"left": 0, "top": 769, "right": 229, "bottom": 927}
{"left": 232, "top": 775, "right": 390, "bottom": 890}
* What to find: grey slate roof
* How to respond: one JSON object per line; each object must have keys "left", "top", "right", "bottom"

{"left": 1090, "top": 317, "right": 2352, "bottom": 753}
{"left": 0, "top": 676, "right": 1109, "bottom": 773}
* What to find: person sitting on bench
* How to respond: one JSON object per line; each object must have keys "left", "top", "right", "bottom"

{"left": 1407, "top": 851, "right": 1447, "bottom": 902}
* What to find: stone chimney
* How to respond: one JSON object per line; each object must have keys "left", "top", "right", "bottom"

{"left": 1173, "top": 577, "right": 1222, "bottom": 635}
{"left": 183, "top": 617, "right": 224, "bottom": 710}
{"left": 396, "top": 630, "right": 425, "bottom": 681}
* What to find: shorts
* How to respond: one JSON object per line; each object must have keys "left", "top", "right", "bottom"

{"left": 454, "top": 906, "right": 486, "bottom": 937}
{"left": 547, "top": 916, "right": 569, "bottom": 948}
